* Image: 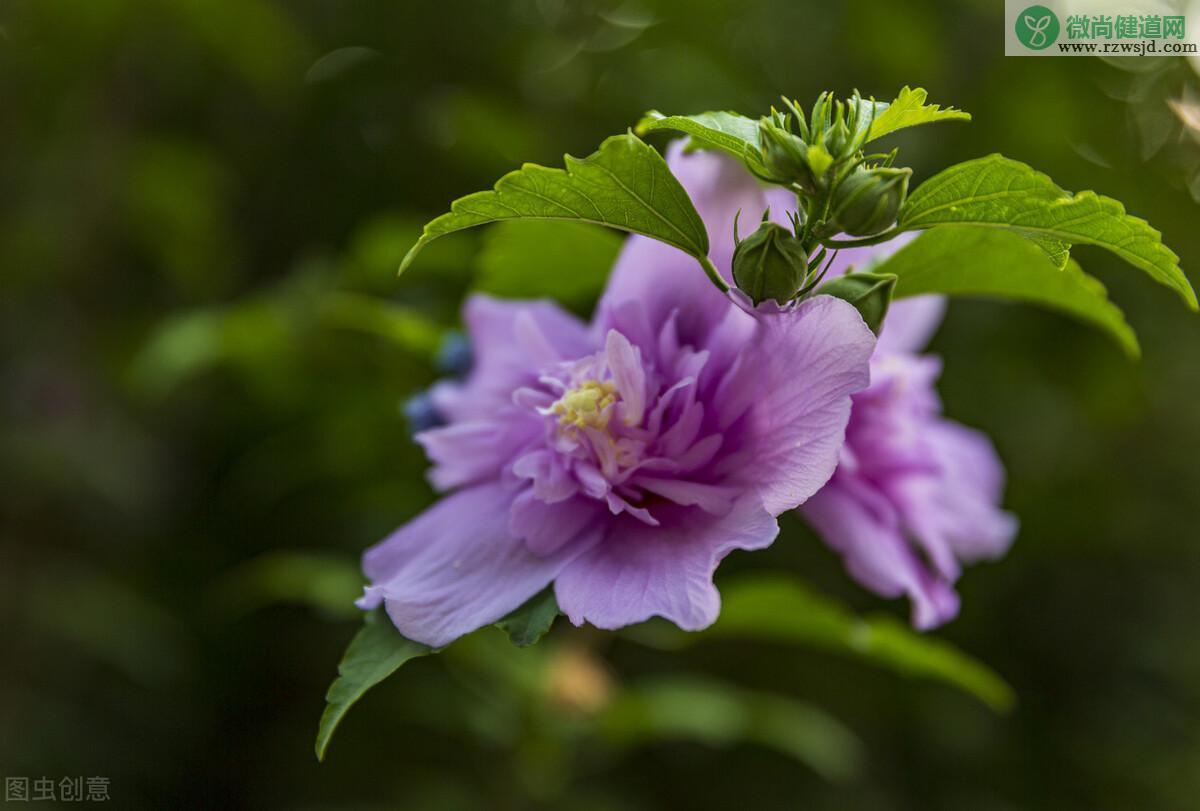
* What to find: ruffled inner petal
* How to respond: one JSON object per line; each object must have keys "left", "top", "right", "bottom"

{"left": 555, "top": 498, "right": 778, "bottom": 632}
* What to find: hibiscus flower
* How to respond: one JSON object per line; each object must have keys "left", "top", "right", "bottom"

{"left": 358, "top": 144, "right": 877, "bottom": 647}
{"left": 802, "top": 242, "right": 1018, "bottom": 628}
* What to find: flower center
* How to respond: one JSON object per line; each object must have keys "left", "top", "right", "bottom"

{"left": 551, "top": 379, "right": 618, "bottom": 430}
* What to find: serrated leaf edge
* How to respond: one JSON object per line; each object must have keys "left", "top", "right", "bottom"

{"left": 900, "top": 153, "right": 1196, "bottom": 309}
{"left": 866, "top": 85, "right": 972, "bottom": 142}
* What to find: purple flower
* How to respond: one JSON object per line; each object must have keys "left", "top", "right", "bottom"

{"left": 358, "top": 144, "right": 877, "bottom": 647}
{"left": 802, "top": 244, "right": 1018, "bottom": 628}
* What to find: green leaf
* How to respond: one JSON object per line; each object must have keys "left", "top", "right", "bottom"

{"left": 1020, "top": 233, "right": 1072, "bottom": 270}
{"left": 318, "top": 292, "right": 444, "bottom": 354}
{"left": 703, "top": 575, "right": 1015, "bottom": 712}
{"left": 315, "top": 610, "right": 432, "bottom": 761}
{"left": 30, "top": 570, "right": 193, "bottom": 689}
{"left": 865, "top": 86, "right": 971, "bottom": 142}
{"left": 474, "top": 220, "right": 622, "bottom": 310}
{"left": 635, "top": 110, "right": 768, "bottom": 176}
{"left": 129, "top": 302, "right": 292, "bottom": 398}
{"left": 400, "top": 133, "right": 710, "bottom": 277}
{"left": 130, "top": 280, "right": 443, "bottom": 400}
{"left": 876, "top": 227, "right": 1139, "bottom": 356}
{"left": 494, "top": 587, "right": 559, "bottom": 647}
{"left": 211, "top": 551, "right": 364, "bottom": 620}
{"left": 600, "top": 676, "right": 863, "bottom": 782}
{"left": 898, "top": 154, "right": 1196, "bottom": 309}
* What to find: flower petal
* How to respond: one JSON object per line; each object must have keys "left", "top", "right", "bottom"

{"left": 442, "top": 295, "right": 592, "bottom": 423}
{"left": 555, "top": 498, "right": 778, "bottom": 631}
{"left": 416, "top": 415, "right": 539, "bottom": 491}
{"left": 509, "top": 489, "right": 604, "bottom": 555}
{"left": 803, "top": 477, "right": 960, "bottom": 630}
{"left": 734, "top": 295, "right": 876, "bottom": 515}
{"left": 632, "top": 477, "right": 737, "bottom": 514}
{"left": 511, "top": 448, "right": 578, "bottom": 503}
{"left": 605, "top": 330, "right": 646, "bottom": 427}
{"left": 877, "top": 296, "right": 947, "bottom": 356}
{"left": 361, "top": 482, "right": 594, "bottom": 647}
{"left": 894, "top": 420, "right": 1018, "bottom": 565}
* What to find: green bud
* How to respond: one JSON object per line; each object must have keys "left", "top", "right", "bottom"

{"left": 804, "top": 143, "right": 834, "bottom": 179}
{"left": 824, "top": 116, "right": 854, "bottom": 160}
{"left": 830, "top": 166, "right": 912, "bottom": 236}
{"left": 758, "top": 119, "right": 823, "bottom": 194}
{"left": 732, "top": 219, "right": 810, "bottom": 306}
{"left": 815, "top": 271, "right": 898, "bottom": 333}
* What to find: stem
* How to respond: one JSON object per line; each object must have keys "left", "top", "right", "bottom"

{"left": 815, "top": 194, "right": 833, "bottom": 243}
{"left": 798, "top": 193, "right": 819, "bottom": 250}
{"left": 698, "top": 255, "right": 730, "bottom": 293}
{"left": 818, "top": 228, "right": 903, "bottom": 249}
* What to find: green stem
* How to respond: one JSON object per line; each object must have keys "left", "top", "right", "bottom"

{"left": 698, "top": 255, "right": 730, "bottom": 293}
{"left": 798, "top": 193, "right": 820, "bottom": 252}
{"left": 818, "top": 227, "right": 904, "bottom": 249}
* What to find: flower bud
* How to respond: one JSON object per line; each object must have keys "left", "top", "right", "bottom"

{"left": 403, "top": 389, "right": 445, "bottom": 434}
{"left": 825, "top": 94, "right": 874, "bottom": 160}
{"left": 758, "top": 120, "right": 822, "bottom": 194}
{"left": 732, "top": 220, "right": 810, "bottom": 306}
{"left": 435, "top": 331, "right": 473, "bottom": 377}
{"left": 830, "top": 166, "right": 912, "bottom": 236}
{"left": 824, "top": 117, "right": 854, "bottom": 160}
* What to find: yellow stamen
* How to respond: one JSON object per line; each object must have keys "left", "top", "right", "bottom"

{"left": 551, "top": 380, "right": 618, "bottom": 430}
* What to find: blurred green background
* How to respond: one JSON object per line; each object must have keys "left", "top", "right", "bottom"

{"left": 3, "top": 0, "right": 1199, "bottom": 808}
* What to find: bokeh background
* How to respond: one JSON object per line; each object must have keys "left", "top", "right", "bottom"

{"left": 3, "top": 0, "right": 1199, "bottom": 808}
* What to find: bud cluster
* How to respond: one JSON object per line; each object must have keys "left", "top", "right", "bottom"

{"left": 754, "top": 92, "right": 910, "bottom": 239}
{"left": 728, "top": 91, "right": 913, "bottom": 314}
{"left": 757, "top": 93, "right": 875, "bottom": 194}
